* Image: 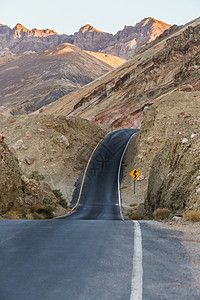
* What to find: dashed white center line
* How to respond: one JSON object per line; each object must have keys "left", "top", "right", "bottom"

{"left": 130, "top": 220, "right": 143, "bottom": 300}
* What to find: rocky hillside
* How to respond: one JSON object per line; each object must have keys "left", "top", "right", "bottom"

{"left": 0, "top": 115, "right": 105, "bottom": 205}
{"left": 43, "top": 18, "right": 200, "bottom": 129}
{"left": 0, "top": 47, "right": 17, "bottom": 65}
{"left": 0, "top": 18, "right": 170, "bottom": 59}
{"left": 0, "top": 43, "right": 118, "bottom": 115}
{"left": 121, "top": 90, "right": 200, "bottom": 215}
{"left": 0, "top": 134, "right": 65, "bottom": 219}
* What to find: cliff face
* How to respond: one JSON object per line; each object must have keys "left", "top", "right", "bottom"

{"left": 0, "top": 135, "right": 62, "bottom": 219}
{"left": 0, "top": 18, "right": 170, "bottom": 58}
{"left": 121, "top": 91, "right": 200, "bottom": 215}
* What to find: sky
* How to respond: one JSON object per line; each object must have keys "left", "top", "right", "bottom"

{"left": 1, "top": 0, "right": 200, "bottom": 35}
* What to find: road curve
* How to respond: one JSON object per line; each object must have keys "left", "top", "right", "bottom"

{"left": 67, "top": 128, "right": 138, "bottom": 220}
{"left": 0, "top": 129, "right": 199, "bottom": 300}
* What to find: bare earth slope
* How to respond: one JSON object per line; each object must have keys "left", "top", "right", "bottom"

{"left": 0, "top": 115, "right": 105, "bottom": 202}
{"left": 84, "top": 51, "right": 126, "bottom": 68}
{"left": 43, "top": 18, "right": 200, "bottom": 128}
{"left": 0, "top": 43, "right": 115, "bottom": 115}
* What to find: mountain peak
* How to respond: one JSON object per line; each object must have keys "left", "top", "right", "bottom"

{"left": 15, "top": 23, "right": 27, "bottom": 30}
{"left": 140, "top": 17, "right": 170, "bottom": 28}
{"left": 80, "top": 24, "right": 102, "bottom": 34}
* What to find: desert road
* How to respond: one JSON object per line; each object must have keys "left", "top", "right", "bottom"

{"left": 0, "top": 130, "right": 199, "bottom": 299}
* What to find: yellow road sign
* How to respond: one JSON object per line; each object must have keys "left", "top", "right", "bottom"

{"left": 130, "top": 169, "right": 141, "bottom": 180}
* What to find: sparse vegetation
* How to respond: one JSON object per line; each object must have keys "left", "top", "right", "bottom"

{"left": 183, "top": 210, "right": 200, "bottom": 222}
{"left": 43, "top": 198, "right": 57, "bottom": 208}
{"left": 27, "top": 171, "right": 45, "bottom": 182}
{"left": 153, "top": 208, "right": 171, "bottom": 220}
{"left": 127, "top": 213, "right": 148, "bottom": 220}
{"left": 30, "top": 204, "right": 55, "bottom": 219}
{"left": 5, "top": 207, "right": 26, "bottom": 219}
{"left": 5, "top": 210, "right": 22, "bottom": 220}
{"left": 120, "top": 185, "right": 128, "bottom": 189}
{"left": 53, "top": 189, "right": 68, "bottom": 209}
{"left": 125, "top": 205, "right": 148, "bottom": 220}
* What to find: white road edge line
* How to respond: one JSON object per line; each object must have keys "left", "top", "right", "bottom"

{"left": 130, "top": 220, "right": 143, "bottom": 300}
{"left": 117, "top": 133, "right": 136, "bottom": 220}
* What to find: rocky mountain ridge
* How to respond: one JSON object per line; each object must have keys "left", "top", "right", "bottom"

{"left": 43, "top": 18, "right": 200, "bottom": 129}
{"left": 0, "top": 18, "right": 170, "bottom": 59}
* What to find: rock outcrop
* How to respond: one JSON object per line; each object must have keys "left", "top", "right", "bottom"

{"left": 121, "top": 91, "right": 200, "bottom": 214}
{"left": 0, "top": 114, "right": 105, "bottom": 204}
{"left": 0, "top": 136, "right": 61, "bottom": 219}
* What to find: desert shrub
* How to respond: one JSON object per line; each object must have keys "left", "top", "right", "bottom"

{"left": 183, "top": 210, "right": 200, "bottom": 222}
{"left": 128, "top": 213, "right": 148, "bottom": 220}
{"left": 43, "top": 198, "right": 56, "bottom": 207}
{"left": 32, "top": 212, "right": 46, "bottom": 219}
{"left": 125, "top": 208, "right": 148, "bottom": 220}
{"left": 153, "top": 208, "right": 171, "bottom": 220}
{"left": 27, "top": 171, "right": 44, "bottom": 182}
{"left": 30, "top": 204, "right": 55, "bottom": 219}
{"left": 53, "top": 189, "right": 68, "bottom": 209}
{"left": 36, "top": 206, "right": 54, "bottom": 219}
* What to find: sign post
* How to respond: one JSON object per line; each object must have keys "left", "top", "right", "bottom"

{"left": 130, "top": 168, "right": 141, "bottom": 194}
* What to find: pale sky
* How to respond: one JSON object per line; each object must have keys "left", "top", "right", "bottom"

{"left": 1, "top": 0, "right": 200, "bottom": 35}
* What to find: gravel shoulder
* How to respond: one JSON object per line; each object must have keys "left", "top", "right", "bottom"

{"left": 160, "top": 220, "right": 200, "bottom": 292}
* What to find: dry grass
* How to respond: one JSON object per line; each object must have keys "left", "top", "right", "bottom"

{"left": 153, "top": 208, "right": 171, "bottom": 220}
{"left": 125, "top": 206, "right": 148, "bottom": 220}
{"left": 5, "top": 207, "right": 26, "bottom": 219}
{"left": 183, "top": 210, "right": 200, "bottom": 222}
{"left": 5, "top": 210, "right": 22, "bottom": 220}
{"left": 129, "top": 203, "right": 139, "bottom": 207}
{"left": 30, "top": 204, "right": 55, "bottom": 219}
{"left": 120, "top": 185, "right": 128, "bottom": 189}
{"left": 127, "top": 213, "right": 148, "bottom": 220}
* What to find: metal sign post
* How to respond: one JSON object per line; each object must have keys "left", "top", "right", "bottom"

{"left": 130, "top": 168, "right": 141, "bottom": 194}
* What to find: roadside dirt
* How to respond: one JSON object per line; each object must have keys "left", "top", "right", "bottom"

{"left": 161, "top": 220, "right": 200, "bottom": 292}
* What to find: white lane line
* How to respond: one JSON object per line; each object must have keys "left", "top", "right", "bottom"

{"left": 130, "top": 220, "right": 143, "bottom": 300}
{"left": 117, "top": 133, "right": 136, "bottom": 220}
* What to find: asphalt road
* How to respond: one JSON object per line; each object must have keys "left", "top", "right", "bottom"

{"left": 0, "top": 129, "right": 199, "bottom": 300}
